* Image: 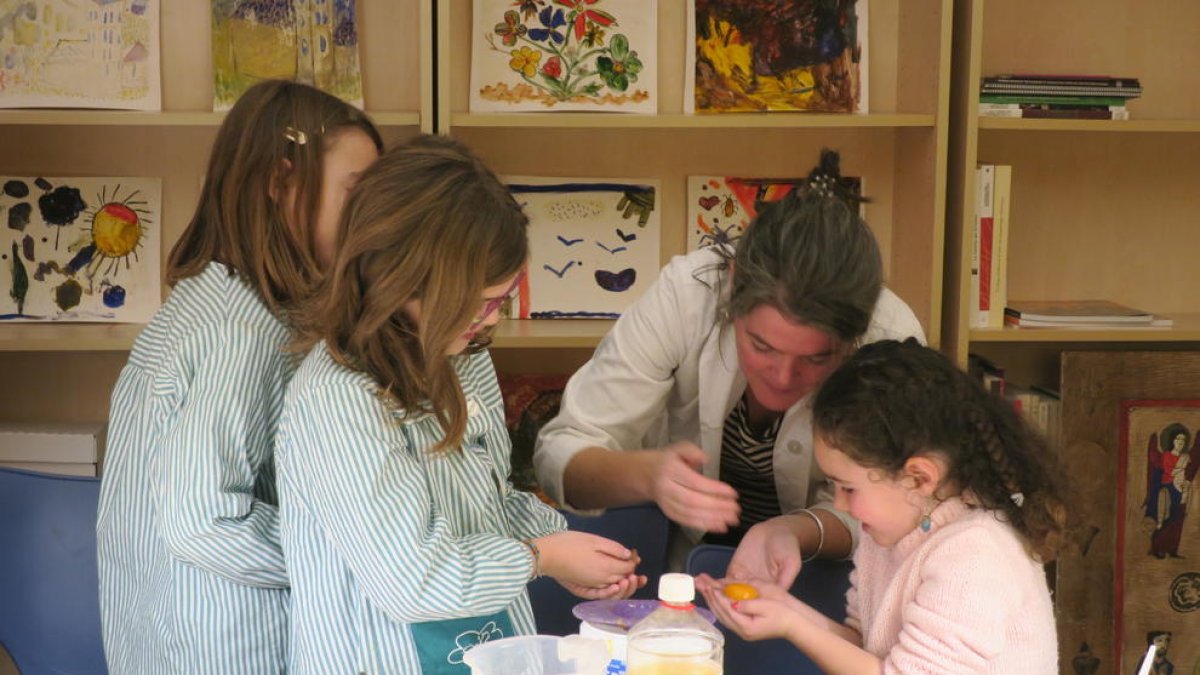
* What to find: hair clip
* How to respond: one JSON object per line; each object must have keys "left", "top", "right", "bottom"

{"left": 809, "top": 174, "right": 835, "bottom": 199}
{"left": 283, "top": 126, "right": 308, "bottom": 145}
{"left": 1010, "top": 492, "right": 1025, "bottom": 508}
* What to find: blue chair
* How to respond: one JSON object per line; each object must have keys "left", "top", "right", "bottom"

{"left": 529, "top": 503, "right": 670, "bottom": 636}
{"left": 686, "top": 543, "right": 853, "bottom": 675}
{"left": 0, "top": 467, "right": 108, "bottom": 675}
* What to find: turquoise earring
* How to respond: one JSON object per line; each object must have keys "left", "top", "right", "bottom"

{"left": 919, "top": 513, "right": 932, "bottom": 533}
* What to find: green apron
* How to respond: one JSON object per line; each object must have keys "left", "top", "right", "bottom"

{"left": 411, "top": 610, "right": 517, "bottom": 674}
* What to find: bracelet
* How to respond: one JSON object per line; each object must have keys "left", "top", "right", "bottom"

{"left": 795, "top": 508, "right": 825, "bottom": 563}
{"left": 521, "top": 539, "right": 542, "bottom": 580}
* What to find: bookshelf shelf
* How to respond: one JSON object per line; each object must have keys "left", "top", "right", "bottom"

{"left": 0, "top": 110, "right": 422, "bottom": 127}
{"left": 978, "top": 118, "right": 1200, "bottom": 133}
{"left": 490, "top": 320, "right": 614, "bottom": 349}
{"left": 0, "top": 324, "right": 142, "bottom": 352}
{"left": 969, "top": 313, "right": 1200, "bottom": 343}
{"left": 450, "top": 113, "right": 936, "bottom": 130}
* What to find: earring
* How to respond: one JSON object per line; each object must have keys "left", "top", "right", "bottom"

{"left": 919, "top": 513, "right": 932, "bottom": 533}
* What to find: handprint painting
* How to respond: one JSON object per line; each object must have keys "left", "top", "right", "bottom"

{"left": 1, "top": 177, "right": 161, "bottom": 323}
{"left": 470, "top": 0, "right": 658, "bottom": 113}
{"left": 685, "top": 0, "right": 868, "bottom": 113}
{"left": 1114, "top": 401, "right": 1200, "bottom": 675}
{"left": 506, "top": 178, "right": 660, "bottom": 318}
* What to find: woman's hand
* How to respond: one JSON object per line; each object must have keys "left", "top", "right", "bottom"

{"left": 650, "top": 441, "right": 741, "bottom": 532}
{"left": 535, "top": 531, "right": 645, "bottom": 593}
{"left": 727, "top": 515, "right": 804, "bottom": 587}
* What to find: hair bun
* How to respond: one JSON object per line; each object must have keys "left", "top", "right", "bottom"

{"left": 815, "top": 148, "right": 842, "bottom": 180}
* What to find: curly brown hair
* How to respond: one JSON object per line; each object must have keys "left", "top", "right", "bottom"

{"left": 812, "top": 338, "right": 1071, "bottom": 562}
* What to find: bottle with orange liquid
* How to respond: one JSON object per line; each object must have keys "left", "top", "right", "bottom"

{"left": 625, "top": 574, "right": 723, "bottom": 675}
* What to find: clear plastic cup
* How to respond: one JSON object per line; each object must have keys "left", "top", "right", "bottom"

{"left": 463, "top": 635, "right": 610, "bottom": 675}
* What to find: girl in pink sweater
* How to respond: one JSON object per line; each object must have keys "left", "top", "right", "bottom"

{"left": 699, "top": 339, "right": 1069, "bottom": 674}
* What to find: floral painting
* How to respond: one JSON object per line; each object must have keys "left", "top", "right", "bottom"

{"left": 506, "top": 177, "right": 660, "bottom": 318}
{"left": 686, "top": 175, "right": 861, "bottom": 252}
{"left": 470, "top": 0, "right": 657, "bottom": 113}
{"left": 0, "top": 0, "right": 160, "bottom": 110}
{"left": 685, "top": 0, "right": 868, "bottom": 113}
{"left": 1, "top": 176, "right": 161, "bottom": 322}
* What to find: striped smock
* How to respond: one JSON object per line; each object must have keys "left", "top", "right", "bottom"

{"left": 276, "top": 342, "right": 566, "bottom": 674}
{"left": 96, "top": 262, "right": 293, "bottom": 674}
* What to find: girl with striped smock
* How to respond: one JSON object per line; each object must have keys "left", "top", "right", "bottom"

{"left": 276, "top": 135, "right": 644, "bottom": 674}
{"left": 699, "top": 340, "right": 1069, "bottom": 674}
{"left": 96, "top": 80, "right": 382, "bottom": 674}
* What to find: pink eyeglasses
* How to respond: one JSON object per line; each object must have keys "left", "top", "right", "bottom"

{"left": 469, "top": 272, "right": 525, "bottom": 330}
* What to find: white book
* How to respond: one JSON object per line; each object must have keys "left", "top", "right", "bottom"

{"left": 989, "top": 165, "right": 1012, "bottom": 329}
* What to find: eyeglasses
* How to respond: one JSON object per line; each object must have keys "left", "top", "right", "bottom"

{"left": 469, "top": 272, "right": 525, "bottom": 330}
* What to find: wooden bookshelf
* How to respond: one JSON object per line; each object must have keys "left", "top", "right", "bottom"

{"left": 439, "top": 0, "right": 954, "bottom": 376}
{"left": 946, "top": 2, "right": 1200, "bottom": 671}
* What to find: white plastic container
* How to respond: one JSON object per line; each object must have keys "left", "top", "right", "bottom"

{"left": 463, "top": 634, "right": 610, "bottom": 675}
{"left": 625, "top": 574, "right": 723, "bottom": 675}
{"left": 580, "top": 619, "right": 628, "bottom": 674}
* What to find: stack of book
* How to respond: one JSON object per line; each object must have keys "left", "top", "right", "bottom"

{"left": 1004, "top": 300, "right": 1173, "bottom": 329}
{"left": 980, "top": 74, "right": 1141, "bottom": 120}
{"left": 968, "top": 354, "right": 1061, "bottom": 448}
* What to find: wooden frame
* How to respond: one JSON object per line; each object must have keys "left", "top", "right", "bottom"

{"left": 1058, "top": 351, "right": 1200, "bottom": 675}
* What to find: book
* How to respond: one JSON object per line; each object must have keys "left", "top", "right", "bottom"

{"left": 980, "top": 107, "right": 1130, "bottom": 120}
{"left": 984, "top": 74, "right": 1141, "bottom": 88}
{"left": 989, "top": 165, "right": 1011, "bottom": 329}
{"left": 980, "top": 94, "right": 1131, "bottom": 107}
{"left": 973, "top": 165, "right": 995, "bottom": 328}
{"left": 1003, "top": 300, "right": 1159, "bottom": 324}
{"left": 981, "top": 85, "right": 1141, "bottom": 98}
{"left": 1004, "top": 316, "right": 1174, "bottom": 329}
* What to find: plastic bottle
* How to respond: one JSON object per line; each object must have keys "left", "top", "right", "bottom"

{"left": 625, "top": 573, "right": 723, "bottom": 675}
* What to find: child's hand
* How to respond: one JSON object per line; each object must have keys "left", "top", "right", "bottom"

{"left": 535, "top": 531, "right": 643, "bottom": 591}
{"left": 698, "top": 578, "right": 805, "bottom": 643}
{"left": 559, "top": 573, "right": 646, "bottom": 601}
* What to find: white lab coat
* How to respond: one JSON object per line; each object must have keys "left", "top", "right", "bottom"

{"left": 534, "top": 248, "right": 926, "bottom": 547}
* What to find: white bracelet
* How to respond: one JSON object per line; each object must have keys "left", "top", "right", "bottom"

{"left": 795, "top": 508, "right": 825, "bottom": 563}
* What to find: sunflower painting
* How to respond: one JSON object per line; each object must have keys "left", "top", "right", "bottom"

{"left": 1, "top": 176, "right": 161, "bottom": 322}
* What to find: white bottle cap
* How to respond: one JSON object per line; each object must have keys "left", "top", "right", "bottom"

{"left": 657, "top": 573, "right": 696, "bottom": 604}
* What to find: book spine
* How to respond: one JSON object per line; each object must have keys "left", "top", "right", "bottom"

{"left": 974, "top": 164, "right": 995, "bottom": 329}
{"left": 979, "top": 103, "right": 1124, "bottom": 112}
{"left": 980, "top": 94, "right": 1129, "bottom": 106}
{"left": 981, "top": 85, "right": 1141, "bottom": 98}
{"left": 1020, "top": 108, "right": 1130, "bottom": 120}
{"left": 985, "top": 75, "right": 1141, "bottom": 88}
{"left": 989, "top": 165, "right": 1011, "bottom": 329}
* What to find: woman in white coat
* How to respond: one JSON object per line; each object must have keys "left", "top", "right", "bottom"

{"left": 534, "top": 150, "right": 925, "bottom": 586}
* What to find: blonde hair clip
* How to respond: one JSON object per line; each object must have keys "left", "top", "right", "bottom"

{"left": 1010, "top": 492, "right": 1025, "bottom": 508}
{"left": 283, "top": 126, "right": 308, "bottom": 145}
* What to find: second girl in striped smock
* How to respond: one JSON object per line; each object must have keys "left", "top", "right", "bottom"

{"left": 277, "top": 135, "right": 644, "bottom": 674}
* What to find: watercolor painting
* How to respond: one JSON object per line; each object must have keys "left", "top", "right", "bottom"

{"left": 212, "top": 0, "right": 363, "bottom": 111}
{"left": 686, "top": 174, "right": 861, "bottom": 251}
{"left": 1, "top": 176, "right": 161, "bottom": 322}
{"left": 1115, "top": 401, "right": 1200, "bottom": 675}
{"left": 685, "top": 0, "right": 868, "bottom": 113}
{"left": 506, "top": 177, "right": 660, "bottom": 319}
{"left": 470, "top": 0, "right": 657, "bottom": 113}
{"left": 0, "top": 0, "right": 160, "bottom": 110}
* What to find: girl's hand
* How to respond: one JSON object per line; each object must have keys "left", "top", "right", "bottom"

{"left": 651, "top": 441, "right": 741, "bottom": 533}
{"left": 698, "top": 578, "right": 805, "bottom": 643}
{"left": 535, "top": 531, "right": 642, "bottom": 589}
{"left": 559, "top": 572, "right": 646, "bottom": 600}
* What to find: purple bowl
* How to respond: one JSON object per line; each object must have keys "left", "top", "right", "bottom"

{"left": 572, "top": 599, "right": 717, "bottom": 631}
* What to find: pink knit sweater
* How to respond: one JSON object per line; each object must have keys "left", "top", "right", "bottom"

{"left": 845, "top": 497, "right": 1057, "bottom": 674}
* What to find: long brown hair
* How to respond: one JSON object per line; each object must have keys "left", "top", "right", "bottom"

{"left": 167, "top": 79, "right": 383, "bottom": 314}
{"left": 295, "top": 134, "right": 528, "bottom": 451}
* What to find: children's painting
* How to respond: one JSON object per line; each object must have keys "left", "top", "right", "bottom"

{"left": 686, "top": 175, "right": 861, "bottom": 252}
{"left": 1, "top": 176, "right": 161, "bottom": 322}
{"left": 470, "top": 0, "right": 657, "bottom": 113}
{"left": 685, "top": 0, "right": 868, "bottom": 113}
{"left": 212, "top": 0, "right": 363, "bottom": 111}
{"left": 506, "top": 177, "right": 660, "bottom": 319}
{"left": 1115, "top": 400, "right": 1200, "bottom": 675}
{"left": 0, "top": 0, "right": 160, "bottom": 110}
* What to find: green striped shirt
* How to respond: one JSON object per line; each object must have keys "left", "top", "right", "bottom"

{"left": 277, "top": 342, "right": 566, "bottom": 673}
{"left": 97, "top": 262, "right": 293, "bottom": 673}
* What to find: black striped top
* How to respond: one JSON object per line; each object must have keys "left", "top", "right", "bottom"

{"left": 719, "top": 394, "right": 783, "bottom": 529}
